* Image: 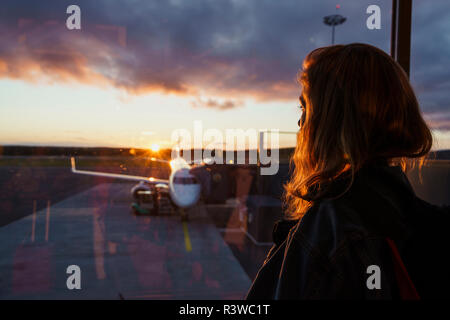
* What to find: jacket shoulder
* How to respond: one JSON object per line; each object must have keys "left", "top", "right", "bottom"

{"left": 292, "top": 198, "right": 371, "bottom": 257}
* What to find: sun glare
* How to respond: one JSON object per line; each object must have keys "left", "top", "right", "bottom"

{"left": 150, "top": 143, "right": 160, "bottom": 152}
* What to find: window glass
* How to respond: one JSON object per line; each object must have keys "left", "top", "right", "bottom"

{"left": 0, "top": 0, "right": 393, "bottom": 299}
{"left": 410, "top": 0, "right": 450, "bottom": 151}
{"left": 407, "top": 0, "right": 450, "bottom": 206}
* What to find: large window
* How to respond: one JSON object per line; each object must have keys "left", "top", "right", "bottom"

{"left": 0, "top": 0, "right": 424, "bottom": 300}
{"left": 410, "top": 0, "right": 450, "bottom": 151}
{"left": 405, "top": 0, "right": 450, "bottom": 206}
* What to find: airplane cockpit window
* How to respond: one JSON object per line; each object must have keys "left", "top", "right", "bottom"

{"left": 2, "top": 0, "right": 448, "bottom": 302}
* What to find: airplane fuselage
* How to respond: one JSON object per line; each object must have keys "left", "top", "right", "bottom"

{"left": 70, "top": 156, "right": 202, "bottom": 212}
{"left": 168, "top": 157, "right": 201, "bottom": 208}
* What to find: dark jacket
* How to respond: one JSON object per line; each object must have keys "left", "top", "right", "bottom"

{"left": 246, "top": 163, "right": 450, "bottom": 299}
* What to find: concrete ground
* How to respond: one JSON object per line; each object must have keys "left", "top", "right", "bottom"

{"left": 1, "top": 159, "right": 447, "bottom": 299}
{"left": 0, "top": 182, "right": 254, "bottom": 299}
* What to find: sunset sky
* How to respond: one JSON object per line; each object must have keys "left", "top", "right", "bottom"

{"left": 0, "top": 0, "right": 449, "bottom": 150}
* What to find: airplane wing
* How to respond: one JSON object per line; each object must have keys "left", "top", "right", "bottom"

{"left": 149, "top": 157, "right": 170, "bottom": 164}
{"left": 70, "top": 157, "right": 169, "bottom": 185}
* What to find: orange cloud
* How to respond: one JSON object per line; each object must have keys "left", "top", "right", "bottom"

{"left": 0, "top": 20, "right": 299, "bottom": 107}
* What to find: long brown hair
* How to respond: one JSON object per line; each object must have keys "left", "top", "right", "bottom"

{"left": 284, "top": 43, "right": 433, "bottom": 220}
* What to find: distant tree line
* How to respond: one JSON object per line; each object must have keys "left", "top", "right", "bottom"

{"left": 0, "top": 145, "right": 448, "bottom": 160}
{"left": 0, "top": 145, "right": 169, "bottom": 158}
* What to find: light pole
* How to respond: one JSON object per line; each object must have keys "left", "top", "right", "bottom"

{"left": 323, "top": 5, "right": 346, "bottom": 45}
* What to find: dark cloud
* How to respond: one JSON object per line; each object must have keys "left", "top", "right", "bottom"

{"left": 0, "top": 0, "right": 390, "bottom": 99}
{"left": 0, "top": 0, "right": 448, "bottom": 127}
{"left": 409, "top": 0, "right": 450, "bottom": 127}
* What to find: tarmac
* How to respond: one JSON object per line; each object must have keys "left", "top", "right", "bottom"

{"left": 0, "top": 182, "right": 253, "bottom": 299}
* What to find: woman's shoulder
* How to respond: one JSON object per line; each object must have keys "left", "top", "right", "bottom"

{"left": 290, "top": 165, "right": 417, "bottom": 257}
{"left": 290, "top": 199, "right": 370, "bottom": 258}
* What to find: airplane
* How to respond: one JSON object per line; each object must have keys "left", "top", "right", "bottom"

{"left": 70, "top": 154, "right": 203, "bottom": 219}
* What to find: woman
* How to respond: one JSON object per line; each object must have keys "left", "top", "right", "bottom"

{"left": 246, "top": 43, "right": 450, "bottom": 299}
